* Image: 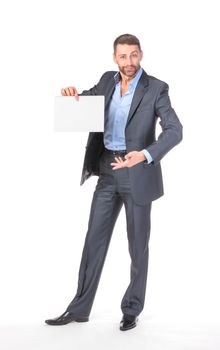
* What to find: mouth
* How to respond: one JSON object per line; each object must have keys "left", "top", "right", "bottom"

{"left": 125, "top": 66, "right": 135, "bottom": 70}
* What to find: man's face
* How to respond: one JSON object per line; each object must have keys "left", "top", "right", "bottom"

{"left": 113, "top": 44, "right": 143, "bottom": 79}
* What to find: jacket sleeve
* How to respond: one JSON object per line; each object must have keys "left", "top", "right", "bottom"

{"left": 146, "top": 83, "right": 183, "bottom": 164}
{"left": 80, "top": 72, "right": 110, "bottom": 96}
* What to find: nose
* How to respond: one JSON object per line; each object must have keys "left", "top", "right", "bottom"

{"left": 125, "top": 56, "right": 132, "bottom": 65}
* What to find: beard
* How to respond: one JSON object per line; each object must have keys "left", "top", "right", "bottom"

{"left": 119, "top": 64, "right": 140, "bottom": 78}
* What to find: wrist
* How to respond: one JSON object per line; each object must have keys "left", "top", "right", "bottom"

{"left": 140, "top": 151, "right": 147, "bottom": 161}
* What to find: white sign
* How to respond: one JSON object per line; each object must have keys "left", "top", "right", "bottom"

{"left": 54, "top": 96, "right": 105, "bottom": 132}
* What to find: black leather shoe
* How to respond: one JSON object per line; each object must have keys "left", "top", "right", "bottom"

{"left": 120, "top": 314, "right": 138, "bottom": 331}
{"left": 45, "top": 311, "right": 89, "bottom": 326}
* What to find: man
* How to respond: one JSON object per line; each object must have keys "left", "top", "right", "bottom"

{"left": 45, "top": 34, "right": 182, "bottom": 331}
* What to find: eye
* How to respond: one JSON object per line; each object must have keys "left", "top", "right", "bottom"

{"left": 120, "top": 55, "right": 126, "bottom": 60}
{"left": 131, "top": 53, "right": 138, "bottom": 58}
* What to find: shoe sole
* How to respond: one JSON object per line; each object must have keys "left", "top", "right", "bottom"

{"left": 75, "top": 317, "right": 89, "bottom": 323}
{"left": 45, "top": 317, "right": 89, "bottom": 325}
{"left": 120, "top": 323, "right": 137, "bottom": 331}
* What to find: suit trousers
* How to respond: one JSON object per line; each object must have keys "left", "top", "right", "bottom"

{"left": 66, "top": 150, "right": 152, "bottom": 317}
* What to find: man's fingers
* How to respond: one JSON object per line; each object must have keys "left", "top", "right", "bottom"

{"left": 61, "top": 87, "right": 79, "bottom": 100}
{"left": 110, "top": 157, "right": 129, "bottom": 170}
{"left": 69, "top": 87, "right": 75, "bottom": 96}
{"left": 69, "top": 88, "right": 79, "bottom": 100}
{"left": 110, "top": 151, "right": 144, "bottom": 170}
{"left": 116, "top": 156, "right": 123, "bottom": 163}
{"left": 113, "top": 157, "right": 124, "bottom": 165}
{"left": 65, "top": 88, "right": 71, "bottom": 96}
{"left": 61, "top": 88, "right": 67, "bottom": 96}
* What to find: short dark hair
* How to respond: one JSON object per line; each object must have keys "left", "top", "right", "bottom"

{"left": 113, "top": 34, "right": 141, "bottom": 53}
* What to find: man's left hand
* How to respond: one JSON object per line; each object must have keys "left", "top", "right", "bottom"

{"left": 111, "top": 151, "right": 146, "bottom": 170}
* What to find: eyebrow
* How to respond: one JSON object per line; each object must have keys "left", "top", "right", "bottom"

{"left": 118, "top": 50, "right": 139, "bottom": 56}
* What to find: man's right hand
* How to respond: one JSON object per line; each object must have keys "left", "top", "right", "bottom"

{"left": 61, "top": 87, "right": 79, "bottom": 101}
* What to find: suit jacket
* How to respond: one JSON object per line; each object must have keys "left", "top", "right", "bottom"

{"left": 80, "top": 70, "right": 182, "bottom": 205}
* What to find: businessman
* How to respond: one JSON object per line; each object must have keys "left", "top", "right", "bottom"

{"left": 45, "top": 34, "right": 183, "bottom": 331}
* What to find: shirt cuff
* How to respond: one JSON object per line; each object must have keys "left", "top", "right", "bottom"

{"left": 141, "top": 149, "right": 153, "bottom": 164}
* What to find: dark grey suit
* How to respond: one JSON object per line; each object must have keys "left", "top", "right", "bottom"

{"left": 66, "top": 70, "right": 182, "bottom": 317}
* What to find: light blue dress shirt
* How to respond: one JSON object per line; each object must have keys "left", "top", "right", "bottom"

{"left": 104, "top": 68, "right": 153, "bottom": 163}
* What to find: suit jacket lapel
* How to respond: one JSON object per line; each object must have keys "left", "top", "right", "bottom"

{"left": 126, "top": 70, "right": 149, "bottom": 127}
{"left": 103, "top": 75, "right": 115, "bottom": 124}
{"left": 105, "top": 75, "right": 115, "bottom": 107}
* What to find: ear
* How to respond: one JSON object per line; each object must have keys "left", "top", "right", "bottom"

{"left": 113, "top": 52, "right": 117, "bottom": 64}
{"left": 140, "top": 50, "right": 143, "bottom": 61}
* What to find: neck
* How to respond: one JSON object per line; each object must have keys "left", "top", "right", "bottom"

{"left": 120, "top": 73, "right": 134, "bottom": 85}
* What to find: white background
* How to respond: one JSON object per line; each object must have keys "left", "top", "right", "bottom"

{"left": 0, "top": 0, "right": 220, "bottom": 349}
